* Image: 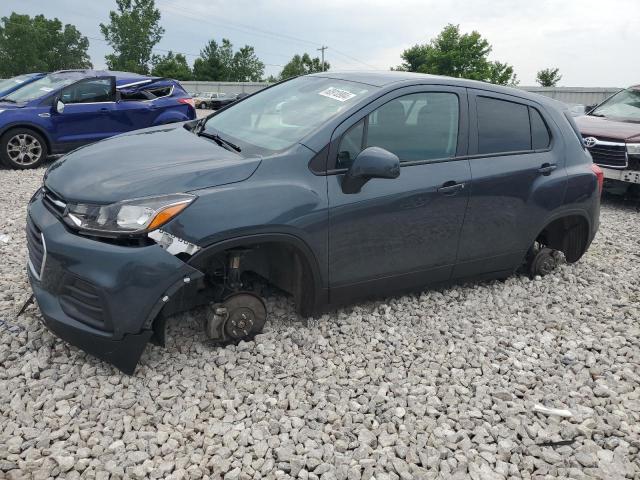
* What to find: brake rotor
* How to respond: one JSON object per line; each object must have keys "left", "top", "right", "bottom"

{"left": 530, "top": 247, "right": 557, "bottom": 277}
{"left": 222, "top": 292, "right": 267, "bottom": 341}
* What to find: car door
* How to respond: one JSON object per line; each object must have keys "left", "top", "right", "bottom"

{"left": 51, "top": 77, "right": 119, "bottom": 151}
{"left": 452, "top": 89, "right": 567, "bottom": 278}
{"left": 327, "top": 86, "right": 471, "bottom": 303}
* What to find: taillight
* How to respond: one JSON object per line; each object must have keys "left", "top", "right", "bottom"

{"left": 178, "top": 98, "right": 195, "bottom": 109}
{"left": 591, "top": 163, "right": 604, "bottom": 195}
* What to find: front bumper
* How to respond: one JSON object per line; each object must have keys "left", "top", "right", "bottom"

{"left": 600, "top": 166, "right": 640, "bottom": 184}
{"left": 26, "top": 191, "right": 201, "bottom": 374}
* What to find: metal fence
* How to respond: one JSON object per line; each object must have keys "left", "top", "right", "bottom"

{"left": 181, "top": 81, "right": 270, "bottom": 95}
{"left": 519, "top": 86, "right": 621, "bottom": 106}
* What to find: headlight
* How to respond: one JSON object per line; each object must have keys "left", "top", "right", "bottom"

{"left": 64, "top": 193, "right": 195, "bottom": 236}
{"left": 627, "top": 143, "right": 640, "bottom": 156}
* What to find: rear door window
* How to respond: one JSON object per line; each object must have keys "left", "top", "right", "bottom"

{"left": 477, "top": 96, "right": 531, "bottom": 154}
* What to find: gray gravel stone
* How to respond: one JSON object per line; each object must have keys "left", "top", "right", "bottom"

{"left": 0, "top": 169, "right": 639, "bottom": 480}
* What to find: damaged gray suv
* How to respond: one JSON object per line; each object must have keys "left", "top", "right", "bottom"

{"left": 26, "top": 72, "right": 601, "bottom": 373}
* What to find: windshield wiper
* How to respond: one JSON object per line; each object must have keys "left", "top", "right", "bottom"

{"left": 197, "top": 130, "right": 241, "bottom": 152}
{"left": 1, "top": 98, "right": 16, "bottom": 103}
{"left": 589, "top": 112, "right": 606, "bottom": 117}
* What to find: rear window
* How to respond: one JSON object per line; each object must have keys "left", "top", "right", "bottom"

{"left": 476, "top": 96, "right": 552, "bottom": 154}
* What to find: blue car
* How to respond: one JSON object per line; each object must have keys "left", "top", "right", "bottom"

{"left": 0, "top": 70, "right": 196, "bottom": 169}
{"left": 0, "top": 73, "right": 46, "bottom": 98}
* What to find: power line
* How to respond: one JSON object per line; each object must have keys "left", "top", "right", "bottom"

{"left": 86, "top": 35, "right": 285, "bottom": 68}
{"left": 157, "top": 0, "right": 376, "bottom": 69}
{"left": 89, "top": 1, "right": 383, "bottom": 72}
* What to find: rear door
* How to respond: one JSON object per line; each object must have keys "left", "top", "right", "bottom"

{"left": 453, "top": 89, "right": 567, "bottom": 278}
{"left": 327, "top": 85, "right": 471, "bottom": 303}
{"left": 51, "top": 77, "right": 119, "bottom": 150}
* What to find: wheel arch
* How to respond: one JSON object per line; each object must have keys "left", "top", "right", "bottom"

{"left": 529, "top": 210, "right": 592, "bottom": 263}
{"left": 188, "top": 233, "right": 325, "bottom": 316}
{"left": 0, "top": 122, "right": 53, "bottom": 153}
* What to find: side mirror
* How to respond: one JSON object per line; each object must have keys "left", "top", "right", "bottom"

{"left": 342, "top": 146, "right": 400, "bottom": 194}
{"left": 115, "top": 90, "right": 122, "bottom": 102}
{"left": 55, "top": 99, "right": 65, "bottom": 114}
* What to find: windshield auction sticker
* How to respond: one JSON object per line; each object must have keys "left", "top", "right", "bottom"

{"left": 319, "top": 87, "right": 356, "bottom": 102}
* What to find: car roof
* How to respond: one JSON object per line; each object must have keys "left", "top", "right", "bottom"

{"left": 308, "top": 70, "right": 563, "bottom": 108}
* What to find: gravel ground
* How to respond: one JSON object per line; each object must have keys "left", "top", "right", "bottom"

{"left": 197, "top": 109, "right": 215, "bottom": 119}
{"left": 0, "top": 167, "right": 639, "bottom": 480}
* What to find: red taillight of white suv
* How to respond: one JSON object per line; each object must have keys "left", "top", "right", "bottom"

{"left": 591, "top": 163, "right": 604, "bottom": 194}
{"left": 178, "top": 98, "right": 195, "bottom": 109}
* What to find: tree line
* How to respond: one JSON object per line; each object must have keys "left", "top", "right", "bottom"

{"left": 0, "top": 2, "right": 563, "bottom": 86}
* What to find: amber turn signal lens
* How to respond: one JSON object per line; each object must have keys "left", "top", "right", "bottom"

{"left": 148, "top": 202, "right": 190, "bottom": 230}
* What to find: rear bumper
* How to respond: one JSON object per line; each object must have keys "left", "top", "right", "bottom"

{"left": 26, "top": 190, "right": 201, "bottom": 374}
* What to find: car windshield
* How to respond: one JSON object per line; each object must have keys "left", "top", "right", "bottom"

{"left": 0, "top": 74, "right": 34, "bottom": 92}
{"left": 591, "top": 88, "right": 640, "bottom": 121}
{"left": 203, "top": 76, "right": 374, "bottom": 152}
{"left": 4, "top": 73, "right": 81, "bottom": 103}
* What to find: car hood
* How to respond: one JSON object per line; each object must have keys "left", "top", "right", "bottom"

{"left": 0, "top": 102, "right": 23, "bottom": 111}
{"left": 44, "top": 123, "right": 262, "bottom": 204}
{"left": 575, "top": 115, "right": 640, "bottom": 142}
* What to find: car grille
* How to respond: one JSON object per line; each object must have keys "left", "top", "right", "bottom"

{"left": 583, "top": 137, "right": 627, "bottom": 169}
{"left": 60, "top": 277, "right": 111, "bottom": 332}
{"left": 42, "top": 187, "right": 67, "bottom": 216}
{"left": 26, "top": 216, "right": 46, "bottom": 280}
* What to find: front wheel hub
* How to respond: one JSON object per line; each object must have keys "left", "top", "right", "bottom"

{"left": 529, "top": 247, "right": 557, "bottom": 278}
{"left": 205, "top": 292, "right": 267, "bottom": 343}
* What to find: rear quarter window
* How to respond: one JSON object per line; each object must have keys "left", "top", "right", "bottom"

{"left": 530, "top": 107, "right": 551, "bottom": 150}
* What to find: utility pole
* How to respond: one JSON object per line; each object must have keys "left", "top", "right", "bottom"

{"left": 317, "top": 46, "right": 328, "bottom": 71}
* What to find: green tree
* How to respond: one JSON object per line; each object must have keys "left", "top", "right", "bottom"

{"left": 150, "top": 51, "right": 192, "bottom": 80}
{"left": 192, "top": 38, "right": 234, "bottom": 80}
{"left": 397, "top": 24, "right": 517, "bottom": 85}
{"left": 193, "top": 39, "right": 264, "bottom": 81}
{"left": 100, "top": 0, "right": 164, "bottom": 74}
{"left": 536, "top": 67, "right": 562, "bottom": 87}
{"left": 231, "top": 46, "right": 265, "bottom": 82}
{"left": 0, "top": 13, "right": 92, "bottom": 76}
{"left": 280, "top": 53, "right": 329, "bottom": 80}
{"left": 488, "top": 61, "right": 519, "bottom": 86}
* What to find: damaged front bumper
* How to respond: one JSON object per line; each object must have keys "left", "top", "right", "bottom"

{"left": 26, "top": 192, "right": 202, "bottom": 374}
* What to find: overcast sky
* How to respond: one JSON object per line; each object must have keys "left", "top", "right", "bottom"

{"left": 3, "top": 0, "right": 638, "bottom": 86}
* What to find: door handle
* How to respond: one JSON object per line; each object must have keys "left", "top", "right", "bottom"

{"left": 437, "top": 181, "right": 465, "bottom": 195}
{"left": 538, "top": 163, "right": 557, "bottom": 175}
{"left": 99, "top": 107, "right": 110, "bottom": 114}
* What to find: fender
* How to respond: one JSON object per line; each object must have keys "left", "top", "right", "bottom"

{"left": 526, "top": 207, "right": 593, "bottom": 247}
{"left": 524, "top": 207, "right": 594, "bottom": 264}
{"left": 188, "top": 232, "right": 328, "bottom": 310}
